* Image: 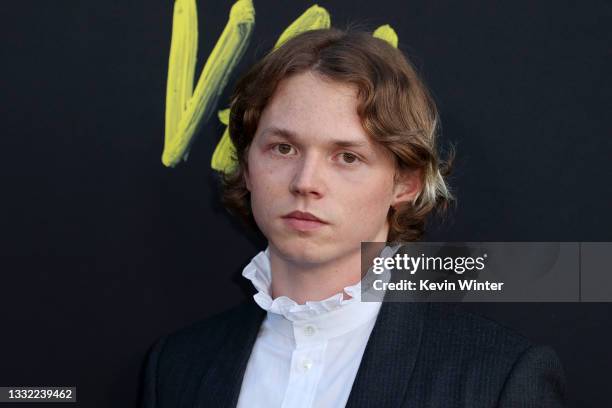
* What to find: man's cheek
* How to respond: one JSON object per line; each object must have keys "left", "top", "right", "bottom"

{"left": 356, "top": 201, "right": 388, "bottom": 227}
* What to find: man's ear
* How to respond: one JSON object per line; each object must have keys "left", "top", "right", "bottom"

{"left": 391, "top": 168, "right": 422, "bottom": 208}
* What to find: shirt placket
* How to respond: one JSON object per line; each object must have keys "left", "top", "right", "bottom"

{"left": 280, "top": 323, "right": 328, "bottom": 408}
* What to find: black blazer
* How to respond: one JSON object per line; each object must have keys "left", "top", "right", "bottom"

{"left": 141, "top": 301, "right": 566, "bottom": 407}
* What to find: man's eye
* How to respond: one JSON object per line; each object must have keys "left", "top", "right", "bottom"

{"left": 339, "top": 152, "right": 360, "bottom": 164}
{"left": 274, "top": 143, "right": 294, "bottom": 155}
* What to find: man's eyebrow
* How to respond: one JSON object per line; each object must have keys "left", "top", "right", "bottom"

{"left": 261, "top": 126, "right": 370, "bottom": 149}
{"left": 261, "top": 127, "right": 298, "bottom": 141}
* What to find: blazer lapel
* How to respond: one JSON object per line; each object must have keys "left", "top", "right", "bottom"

{"left": 195, "top": 301, "right": 266, "bottom": 408}
{"left": 345, "top": 301, "right": 427, "bottom": 408}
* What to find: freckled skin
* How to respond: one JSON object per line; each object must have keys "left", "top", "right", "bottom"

{"left": 245, "top": 71, "right": 416, "bottom": 269}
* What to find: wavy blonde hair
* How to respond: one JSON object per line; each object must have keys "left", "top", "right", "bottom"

{"left": 220, "top": 28, "right": 454, "bottom": 242}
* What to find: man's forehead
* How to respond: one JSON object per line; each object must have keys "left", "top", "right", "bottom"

{"left": 274, "top": 70, "right": 358, "bottom": 101}
{"left": 261, "top": 71, "right": 361, "bottom": 123}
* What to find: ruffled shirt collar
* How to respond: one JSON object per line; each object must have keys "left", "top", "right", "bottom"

{"left": 241, "top": 245, "right": 399, "bottom": 322}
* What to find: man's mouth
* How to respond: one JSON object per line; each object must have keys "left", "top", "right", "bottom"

{"left": 282, "top": 210, "right": 326, "bottom": 223}
{"left": 282, "top": 211, "right": 328, "bottom": 231}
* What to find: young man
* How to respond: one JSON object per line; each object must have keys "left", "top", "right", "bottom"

{"left": 142, "top": 29, "right": 566, "bottom": 407}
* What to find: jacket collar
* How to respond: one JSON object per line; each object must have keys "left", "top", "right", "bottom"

{"left": 194, "top": 301, "right": 266, "bottom": 408}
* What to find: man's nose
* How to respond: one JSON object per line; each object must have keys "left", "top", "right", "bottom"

{"left": 289, "top": 153, "right": 326, "bottom": 198}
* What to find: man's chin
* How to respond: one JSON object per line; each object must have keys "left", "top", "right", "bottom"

{"left": 271, "top": 240, "right": 333, "bottom": 266}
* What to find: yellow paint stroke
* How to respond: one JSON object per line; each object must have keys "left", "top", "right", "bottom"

{"left": 211, "top": 5, "right": 331, "bottom": 173}
{"left": 373, "top": 24, "right": 398, "bottom": 48}
{"left": 162, "top": 0, "right": 255, "bottom": 167}
{"left": 210, "top": 108, "right": 236, "bottom": 172}
{"left": 274, "top": 5, "right": 331, "bottom": 49}
{"left": 165, "top": 0, "right": 197, "bottom": 152}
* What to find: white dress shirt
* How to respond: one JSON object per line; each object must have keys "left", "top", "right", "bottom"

{"left": 236, "top": 245, "right": 397, "bottom": 408}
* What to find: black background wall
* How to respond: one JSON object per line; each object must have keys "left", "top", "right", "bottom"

{"left": 1, "top": 1, "right": 610, "bottom": 407}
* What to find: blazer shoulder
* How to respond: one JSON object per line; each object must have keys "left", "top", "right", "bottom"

{"left": 394, "top": 304, "right": 567, "bottom": 406}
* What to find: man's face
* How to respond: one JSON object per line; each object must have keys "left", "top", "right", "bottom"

{"left": 245, "top": 70, "right": 414, "bottom": 266}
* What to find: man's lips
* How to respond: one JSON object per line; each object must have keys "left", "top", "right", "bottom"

{"left": 282, "top": 211, "right": 328, "bottom": 231}
{"left": 282, "top": 211, "right": 327, "bottom": 223}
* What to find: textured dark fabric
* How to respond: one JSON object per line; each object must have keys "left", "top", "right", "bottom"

{"left": 141, "top": 301, "right": 566, "bottom": 408}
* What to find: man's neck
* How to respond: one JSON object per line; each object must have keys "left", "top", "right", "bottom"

{"left": 268, "top": 246, "right": 362, "bottom": 305}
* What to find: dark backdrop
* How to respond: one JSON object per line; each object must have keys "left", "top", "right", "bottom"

{"left": 1, "top": 1, "right": 610, "bottom": 407}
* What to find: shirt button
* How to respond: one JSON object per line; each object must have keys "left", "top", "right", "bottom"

{"left": 301, "top": 359, "right": 313, "bottom": 372}
{"left": 303, "top": 325, "right": 316, "bottom": 336}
